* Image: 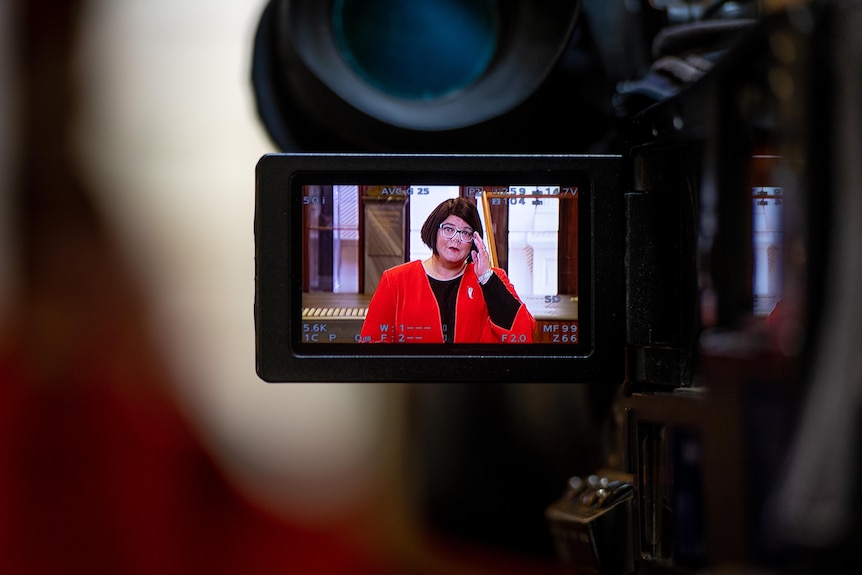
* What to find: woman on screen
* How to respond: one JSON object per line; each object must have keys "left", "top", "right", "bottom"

{"left": 360, "top": 197, "right": 535, "bottom": 343}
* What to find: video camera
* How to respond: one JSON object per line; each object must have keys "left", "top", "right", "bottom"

{"left": 252, "top": 1, "right": 862, "bottom": 573}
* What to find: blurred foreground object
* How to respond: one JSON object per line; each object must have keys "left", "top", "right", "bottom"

{"left": 0, "top": 0, "right": 389, "bottom": 572}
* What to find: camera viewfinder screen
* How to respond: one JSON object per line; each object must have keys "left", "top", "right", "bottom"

{"left": 297, "top": 180, "right": 588, "bottom": 350}
{"left": 255, "top": 153, "right": 626, "bottom": 383}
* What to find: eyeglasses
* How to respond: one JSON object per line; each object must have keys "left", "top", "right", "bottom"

{"left": 439, "top": 223, "right": 474, "bottom": 243}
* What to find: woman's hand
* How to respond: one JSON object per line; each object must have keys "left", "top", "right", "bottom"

{"left": 471, "top": 232, "right": 492, "bottom": 278}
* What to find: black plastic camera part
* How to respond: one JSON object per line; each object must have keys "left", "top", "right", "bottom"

{"left": 251, "top": 0, "right": 590, "bottom": 153}
{"left": 254, "top": 152, "right": 625, "bottom": 384}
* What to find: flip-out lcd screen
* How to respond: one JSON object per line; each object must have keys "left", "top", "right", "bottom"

{"left": 255, "top": 154, "right": 624, "bottom": 382}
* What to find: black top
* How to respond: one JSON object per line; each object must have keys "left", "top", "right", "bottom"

{"left": 428, "top": 271, "right": 521, "bottom": 343}
{"left": 480, "top": 272, "right": 522, "bottom": 329}
{"left": 428, "top": 275, "right": 461, "bottom": 343}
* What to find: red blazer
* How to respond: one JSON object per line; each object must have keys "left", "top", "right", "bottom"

{"left": 360, "top": 260, "right": 535, "bottom": 343}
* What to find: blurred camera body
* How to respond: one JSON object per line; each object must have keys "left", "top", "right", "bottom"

{"left": 254, "top": 1, "right": 862, "bottom": 573}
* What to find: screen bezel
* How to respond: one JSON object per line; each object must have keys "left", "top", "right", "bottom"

{"left": 255, "top": 153, "right": 624, "bottom": 383}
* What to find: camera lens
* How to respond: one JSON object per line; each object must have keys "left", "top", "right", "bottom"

{"left": 332, "top": 0, "right": 499, "bottom": 100}
{"left": 253, "top": 0, "right": 583, "bottom": 151}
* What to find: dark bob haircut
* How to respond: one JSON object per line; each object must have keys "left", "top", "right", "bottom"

{"left": 420, "top": 197, "right": 483, "bottom": 255}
